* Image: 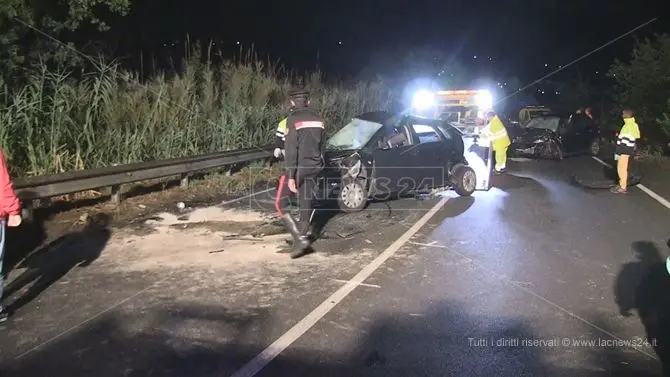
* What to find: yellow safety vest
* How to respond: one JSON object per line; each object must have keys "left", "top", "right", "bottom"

{"left": 276, "top": 118, "right": 288, "bottom": 142}
{"left": 482, "top": 115, "right": 510, "bottom": 149}
{"left": 615, "top": 117, "right": 640, "bottom": 157}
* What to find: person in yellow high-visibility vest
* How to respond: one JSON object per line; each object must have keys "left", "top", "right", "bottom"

{"left": 610, "top": 109, "right": 640, "bottom": 194}
{"left": 481, "top": 110, "right": 511, "bottom": 173}
{"left": 273, "top": 117, "right": 288, "bottom": 158}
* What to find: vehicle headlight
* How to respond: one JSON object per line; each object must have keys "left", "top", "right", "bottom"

{"left": 474, "top": 90, "right": 493, "bottom": 111}
{"left": 411, "top": 89, "right": 435, "bottom": 110}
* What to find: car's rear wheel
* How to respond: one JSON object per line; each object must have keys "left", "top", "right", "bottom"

{"left": 337, "top": 179, "right": 368, "bottom": 212}
{"left": 452, "top": 166, "right": 476, "bottom": 196}
{"left": 589, "top": 139, "right": 600, "bottom": 156}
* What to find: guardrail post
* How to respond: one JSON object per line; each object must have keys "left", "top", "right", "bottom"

{"left": 180, "top": 173, "right": 189, "bottom": 188}
{"left": 110, "top": 185, "right": 121, "bottom": 205}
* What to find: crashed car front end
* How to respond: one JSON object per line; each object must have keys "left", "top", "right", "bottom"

{"left": 512, "top": 134, "right": 553, "bottom": 156}
{"left": 315, "top": 150, "right": 370, "bottom": 202}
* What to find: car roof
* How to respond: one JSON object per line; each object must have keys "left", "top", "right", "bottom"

{"left": 535, "top": 114, "right": 568, "bottom": 120}
{"left": 354, "top": 111, "right": 393, "bottom": 124}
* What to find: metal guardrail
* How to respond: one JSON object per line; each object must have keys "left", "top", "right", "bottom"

{"left": 13, "top": 144, "right": 275, "bottom": 205}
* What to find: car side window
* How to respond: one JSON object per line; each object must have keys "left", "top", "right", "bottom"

{"left": 378, "top": 126, "right": 410, "bottom": 149}
{"left": 412, "top": 124, "right": 442, "bottom": 144}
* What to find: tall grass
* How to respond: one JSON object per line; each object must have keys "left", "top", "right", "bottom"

{"left": 0, "top": 48, "right": 395, "bottom": 178}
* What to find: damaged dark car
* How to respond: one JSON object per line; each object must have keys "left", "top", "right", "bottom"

{"left": 318, "top": 111, "right": 477, "bottom": 212}
{"left": 510, "top": 114, "right": 601, "bottom": 160}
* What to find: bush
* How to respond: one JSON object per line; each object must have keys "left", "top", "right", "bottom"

{"left": 608, "top": 34, "right": 670, "bottom": 144}
{"left": 0, "top": 50, "right": 395, "bottom": 178}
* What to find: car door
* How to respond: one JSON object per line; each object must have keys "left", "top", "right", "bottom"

{"left": 570, "top": 115, "right": 593, "bottom": 152}
{"left": 557, "top": 118, "right": 580, "bottom": 154}
{"left": 408, "top": 123, "right": 448, "bottom": 189}
{"left": 370, "top": 124, "right": 422, "bottom": 196}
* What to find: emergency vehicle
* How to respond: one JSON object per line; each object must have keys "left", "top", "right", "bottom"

{"left": 410, "top": 88, "right": 495, "bottom": 190}
{"left": 411, "top": 89, "right": 493, "bottom": 134}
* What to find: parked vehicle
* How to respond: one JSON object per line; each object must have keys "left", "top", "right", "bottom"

{"left": 318, "top": 111, "right": 476, "bottom": 212}
{"left": 510, "top": 114, "right": 601, "bottom": 160}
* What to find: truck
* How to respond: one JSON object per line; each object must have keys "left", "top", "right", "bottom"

{"left": 411, "top": 89, "right": 493, "bottom": 134}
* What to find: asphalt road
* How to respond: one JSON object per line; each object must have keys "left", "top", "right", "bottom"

{"left": 1, "top": 154, "right": 670, "bottom": 376}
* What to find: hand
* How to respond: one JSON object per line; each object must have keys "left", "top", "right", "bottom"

{"left": 288, "top": 179, "right": 298, "bottom": 193}
{"left": 273, "top": 148, "right": 282, "bottom": 158}
{"left": 7, "top": 214, "right": 22, "bottom": 227}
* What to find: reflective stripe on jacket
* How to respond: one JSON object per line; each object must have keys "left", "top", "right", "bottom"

{"left": 616, "top": 117, "right": 640, "bottom": 155}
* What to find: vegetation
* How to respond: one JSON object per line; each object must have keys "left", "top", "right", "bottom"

{"left": 0, "top": 0, "right": 131, "bottom": 83}
{"left": 608, "top": 33, "right": 670, "bottom": 146}
{"left": 0, "top": 47, "right": 394, "bottom": 178}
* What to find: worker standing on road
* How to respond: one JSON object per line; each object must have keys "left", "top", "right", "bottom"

{"left": 274, "top": 117, "right": 287, "bottom": 159}
{"left": 611, "top": 109, "right": 640, "bottom": 194}
{"left": 0, "top": 148, "right": 22, "bottom": 322}
{"left": 274, "top": 88, "right": 325, "bottom": 259}
{"left": 481, "top": 110, "right": 511, "bottom": 173}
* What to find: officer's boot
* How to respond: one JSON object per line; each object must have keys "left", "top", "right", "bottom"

{"left": 281, "top": 214, "right": 310, "bottom": 253}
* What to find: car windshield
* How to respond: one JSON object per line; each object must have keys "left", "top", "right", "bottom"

{"left": 326, "top": 118, "right": 384, "bottom": 150}
{"left": 525, "top": 117, "right": 560, "bottom": 131}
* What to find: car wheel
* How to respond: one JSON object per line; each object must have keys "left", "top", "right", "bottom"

{"left": 543, "top": 140, "right": 563, "bottom": 160}
{"left": 337, "top": 179, "right": 368, "bottom": 212}
{"left": 554, "top": 142, "right": 564, "bottom": 160}
{"left": 452, "top": 166, "right": 476, "bottom": 196}
{"left": 589, "top": 139, "right": 600, "bottom": 156}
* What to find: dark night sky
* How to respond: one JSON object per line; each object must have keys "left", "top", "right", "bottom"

{"left": 112, "top": 0, "right": 666, "bottom": 81}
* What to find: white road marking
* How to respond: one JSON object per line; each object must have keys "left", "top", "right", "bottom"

{"left": 591, "top": 156, "right": 670, "bottom": 210}
{"left": 228, "top": 197, "right": 449, "bottom": 377}
{"left": 15, "top": 279, "right": 166, "bottom": 360}
{"left": 331, "top": 279, "right": 381, "bottom": 288}
{"left": 414, "top": 241, "right": 658, "bottom": 360}
{"left": 221, "top": 188, "right": 275, "bottom": 205}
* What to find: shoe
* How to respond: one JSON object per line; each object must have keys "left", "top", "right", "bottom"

{"left": 281, "top": 214, "right": 310, "bottom": 251}
{"left": 610, "top": 185, "right": 627, "bottom": 194}
{"left": 290, "top": 236, "right": 312, "bottom": 259}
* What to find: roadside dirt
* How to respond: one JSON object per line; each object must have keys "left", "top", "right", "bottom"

{"left": 5, "top": 165, "right": 282, "bottom": 271}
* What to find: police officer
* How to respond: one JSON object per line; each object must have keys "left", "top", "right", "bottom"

{"left": 274, "top": 88, "right": 325, "bottom": 258}
{"left": 274, "top": 117, "right": 287, "bottom": 159}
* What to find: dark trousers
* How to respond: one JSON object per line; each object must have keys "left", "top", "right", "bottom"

{"left": 275, "top": 174, "right": 318, "bottom": 234}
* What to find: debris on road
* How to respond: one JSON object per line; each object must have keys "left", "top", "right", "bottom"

{"left": 336, "top": 230, "right": 364, "bottom": 239}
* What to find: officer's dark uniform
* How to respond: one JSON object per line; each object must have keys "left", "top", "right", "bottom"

{"left": 274, "top": 90, "right": 325, "bottom": 258}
